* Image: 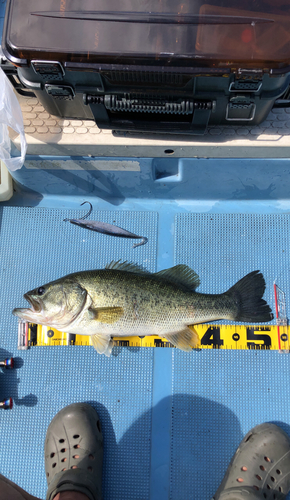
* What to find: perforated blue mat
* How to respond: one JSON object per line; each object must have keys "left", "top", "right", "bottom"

{"left": 175, "top": 213, "right": 290, "bottom": 323}
{"left": 1, "top": 206, "right": 290, "bottom": 500}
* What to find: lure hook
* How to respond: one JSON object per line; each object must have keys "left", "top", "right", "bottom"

{"left": 79, "top": 201, "right": 93, "bottom": 220}
{"left": 63, "top": 201, "right": 93, "bottom": 222}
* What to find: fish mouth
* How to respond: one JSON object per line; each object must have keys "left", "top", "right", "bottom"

{"left": 12, "top": 294, "right": 43, "bottom": 320}
{"left": 23, "top": 293, "right": 42, "bottom": 313}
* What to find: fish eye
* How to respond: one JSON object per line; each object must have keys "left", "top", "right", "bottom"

{"left": 37, "top": 287, "right": 45, "bottom": 296}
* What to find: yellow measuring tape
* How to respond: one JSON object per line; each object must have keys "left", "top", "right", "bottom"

{"left": 19, "top": 323, "right": 290, "bottom": 351}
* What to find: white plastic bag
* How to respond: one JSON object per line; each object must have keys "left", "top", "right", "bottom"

{"left": 0, "top": 67, "right": 27, "bottom": 171}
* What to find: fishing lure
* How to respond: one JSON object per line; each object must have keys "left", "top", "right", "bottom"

{"left": 64, "top": 202, "right": 148, "bottom": 248}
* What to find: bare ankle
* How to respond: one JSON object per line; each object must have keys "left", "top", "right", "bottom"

{"left": 53, "top": 492, "right": 90, "bottom": 500}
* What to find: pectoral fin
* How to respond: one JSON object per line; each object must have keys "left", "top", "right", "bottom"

{"left": 91, "top": 333, "right": 113, "bottom": 356}
{"left": 88, "top": 306, "right": 123, "bottom": 324}
{"left": 162, "top": 326, "right": 200, "bottom": 352}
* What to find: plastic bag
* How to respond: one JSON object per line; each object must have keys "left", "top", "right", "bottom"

{"left": 0, "top": 67, "right": 27, "bottom": 171}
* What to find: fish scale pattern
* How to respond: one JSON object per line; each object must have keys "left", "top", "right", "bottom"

{"left": 0, "top": 206, "right": 157, "bottom": 499}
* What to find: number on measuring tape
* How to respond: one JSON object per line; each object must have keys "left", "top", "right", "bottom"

{"left": 200, "top": 326, "right": 224, "bottom": 348}
{"left": 246, "top": 327, "right": 271, "bottom": 350}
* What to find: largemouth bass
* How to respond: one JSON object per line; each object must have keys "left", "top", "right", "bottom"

{"left": 13, "top": 261, "right": 273, "bottom": 356}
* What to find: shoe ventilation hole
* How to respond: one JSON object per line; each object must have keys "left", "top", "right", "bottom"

{"left": 237, "top": 478, "right": 244, "bottom": 483}
{"left": 59, "top": 439, "right": 65, "bottom": 443}
{"left": 73, "top": 455, "right": 79, "bottom": 459}
{"left": 89, "top": 454, "right": 95, "bottom": 460}
{"left": 74, "top": 444, "right": 80, "bottom": 449}
{"left": 245, "top": 433, "right": 252, "bottom": 443}
{"left": 264, "top": 456, "right": 271, "bottom": 462}
{"left": 52, "top": 463, "right": 56, "bottom": 468}
{"left": 50, "top": 453, "right": 55, "bottom": 458}
{"left": 279, "top": 487, "right": 282, "bottom": 492}
{"left": 61, "top": 448, "right": 66, "bottom": 453}
{"left": 61, "top": 458, "right": 67, "bottom": 463}
{"left": 256, "top": 475, "right": 262, "bottom": 480}
{"left": 71, "top": 465, "right": 78, "bottom": 469}
{"left": 271, "top": 476, "right": 275, "bottom": 482}
{"left": 263, "top": 494, "right": 267, "bottom": 499}
{"left": 73, "top": 434, "right": 80, "bottom": 439}
{"left": 88, "top": 466, "right": 93, "bottom": 472}
{"left": 62, "top": 468, "right": 66, "bottom": 472}
{"left": 253, "top": 485, "right": 259, "bottom": 491}
{"left": 260, "top": 465, "right": 266, "bottom": 471}
{"left": 47, "top": 473, "right": 49, "bottom": 478}
{"left": 267, "top": 484, "right": 271, "bottom": 490}
{"left": 276, "top": 469, "right": 281, "bottom": 475}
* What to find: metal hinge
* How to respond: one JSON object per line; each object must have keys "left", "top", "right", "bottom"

{"left": 237, "top": 68, "right": 265, "bottom": 77}
{"left": 84, "top": 94, "right": 216, "bottom": 115}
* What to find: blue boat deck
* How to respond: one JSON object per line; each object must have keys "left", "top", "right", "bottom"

{"left": 1, "top": 156, "right": 290, "bottom": 499}
{"left": 2, "top": 2, "right": 290, "bottom": 497}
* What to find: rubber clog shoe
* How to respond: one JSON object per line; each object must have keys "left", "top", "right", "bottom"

{"left": 45, "top": 403, "right": 103, "bottom": 500}
{"left": 212, "top": 423, "right": 290, "bottom": 500}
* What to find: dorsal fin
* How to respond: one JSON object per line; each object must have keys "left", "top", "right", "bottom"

{"left": 105, "top": 261, "right": 200, "bottom": 290}
{"left": 155, "top": 265, "right": 200, "bottom": 291}
{"left": 105, "top": 260, "right": 149, "bottom": 274}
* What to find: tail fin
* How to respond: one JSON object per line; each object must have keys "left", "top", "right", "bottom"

{"left": 227, "top": 271, "right": 273, "bottom": 323}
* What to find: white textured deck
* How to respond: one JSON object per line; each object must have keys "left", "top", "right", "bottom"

{"left": 10, "top": 94, "right": 290, "bottom": 158}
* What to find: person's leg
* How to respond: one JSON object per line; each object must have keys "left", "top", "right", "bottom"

{"left": 53, "top": 494, "right": 90, "bottom": 500}
{"left": 0, "top": 473, "right": 41, "bottom": 500}
{"left": 45, "top": 403, "right": 103, "bottom": 500}
{"left": 0, "top": 473, "right": 92, "bottom": 500}
{"left": 211, "top": 423, "right": 290, "bottom": 499}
